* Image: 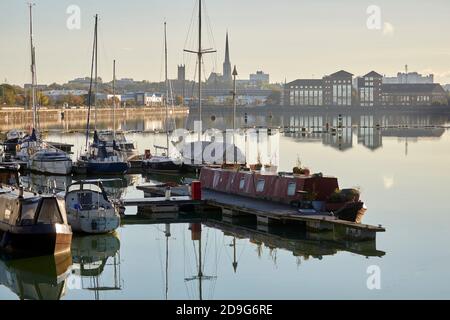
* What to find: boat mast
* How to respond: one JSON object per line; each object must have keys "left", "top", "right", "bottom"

{"left": 94, "top": 16, "right": 98, "bottom": 131}
{"left": 85, "top": 14, "right": 98, "bottom": 151}
{"left": 197, "top": 1, "right": 202, "bottom": 142}
{"left": 232, "top": 236, "right": 238, "bottom": 273}
{"left": 184, "top": 0, "right": 216, "bottom": 157}
{"left": 113, "top": 59, "right": 116, "bottom": 141}
{"left": 164, "top": 22, "right": 169, "bottom": 155}
{"left": 28, "top": 3, "right": 36, "bottom": 133}
{"left": 164, "top": 223, "right": 170, "bottom": 300}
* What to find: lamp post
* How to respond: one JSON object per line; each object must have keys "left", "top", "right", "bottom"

{"left": 232, "top": 66, "right": 238, "bottom": 163}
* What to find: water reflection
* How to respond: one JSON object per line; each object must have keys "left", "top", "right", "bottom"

{"left": 20, "top": 174, "right": 72, "bottom": 194}
{"left": 0, "top": 253, "right": 72, "bottom": 300}
{"left": 186, "top": 110, "right": 448, "bottom": 152}
{"left": 19, "top": 174, "right": 139, "bottom": 200}
{"left": 70, "top": 233, "right": 121, "bottom": 300}
{"left": 120, "top": 214, "right": 385, "bottom": 300}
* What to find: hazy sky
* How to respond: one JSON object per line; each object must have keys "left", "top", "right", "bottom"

{"left": 1, "top": 0, "right": 450, "bottom": 86}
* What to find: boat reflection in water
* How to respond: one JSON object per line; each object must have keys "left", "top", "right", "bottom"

{"left": 20, "top": 174, "right": 72, "bottom": 194}
{"left": 70, "top": 232, "right": 121, "bottom": 300}
{"left": 205, "top": 219, "right": 385, "bottom": 261}
{"left": 0, "top": 252, "right": 72, "bottom": 300}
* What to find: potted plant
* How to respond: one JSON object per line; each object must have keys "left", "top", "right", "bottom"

{"left": 292, "top": 156, "right": 310, "bottom": 176}
{"left": 250, "top": 152, "right": 262, "bottom": 171}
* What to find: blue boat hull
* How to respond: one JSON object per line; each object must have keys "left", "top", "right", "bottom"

{"left": 86, "top": 162, "right": 129, "bottom": 175}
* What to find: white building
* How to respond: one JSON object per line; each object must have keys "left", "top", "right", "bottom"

{"left": 96, "top": 93, "right": 122, "bottom": 102}
{"left": 250, "top": 71, "right": 270, "bottom": 85}
{"left": 144, "top": 93, "right": 163, "bottom": 106}
{"left": 383, "top": 72, "right": 434, "bottom": 84}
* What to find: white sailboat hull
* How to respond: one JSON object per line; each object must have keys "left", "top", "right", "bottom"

{"left": 67, "top": 208, "right": 120, "bottom": 234}
{"left": 29, "top": 159, "right": 73, "bottom": 175}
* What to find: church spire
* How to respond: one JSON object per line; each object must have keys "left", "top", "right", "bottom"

{"left": 223, "top": 31, "right": 232, "bottom": 82}
{"left": 225, "top": 31, "right": 230, "bottom": 64}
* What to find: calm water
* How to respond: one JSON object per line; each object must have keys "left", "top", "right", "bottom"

{"left": 1, "top": 110, "right": 450, "bottom": 300}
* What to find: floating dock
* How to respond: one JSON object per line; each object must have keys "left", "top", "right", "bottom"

{"left": 121, "top": 196, "right": 202, "bottom": 214}
{"left": 136, "top": 184, "right": 385, "bottom": 241}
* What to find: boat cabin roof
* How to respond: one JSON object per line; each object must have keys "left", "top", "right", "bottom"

{"left": 205, "top": 167, "right": 335, "bottom": 179}
{"left": 67, "top": 180, "right": 116, "bottom": 199}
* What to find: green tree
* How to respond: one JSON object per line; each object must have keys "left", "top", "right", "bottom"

{"left": 37, "top": 92, "right": 50, "bottom": 106}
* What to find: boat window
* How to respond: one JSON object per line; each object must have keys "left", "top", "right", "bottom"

{"left": 287, "top": 182, "right": 297, "bottom": 196}
{"left": 239, "top": 177, "right": 245, "bottom": 190}
{"left": 86, "top": 184, "right": 102, "bottom": 193}
{"left": 20, "top": 199, "right": 40, "bottom": 225}
{"left": 78, "top": 192, "right": 95, "bottom": 210}
{"left": 69, "top": 183, "right": 102, "bottom": 194}
{"left": 68, "top": 185, "right": 81, "bottom": 193}
{"left": 37, "top": 198, "right": 63, "bottom": 224}
{"left": 256, "top": 179, "right": 265, "bottom": 193}
{"left": 4, "top": 208, "right": 11, "bottom": 221}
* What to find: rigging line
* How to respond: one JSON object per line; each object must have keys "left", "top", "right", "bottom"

{"left": 189, "top": 59, "right": 199, "bottom": 99}
{"left": 209, "top": 230, "right": 221, "bottom": 299}
{"left": 97, "top": 17, "right": 109, "bottom": 83}
{"left": 202, "top": 227, "right": 210, "bottom": 269}
{"left": 201, "top": 57, "right": 208, "bottom": 83}
{"left": 184, "top": 230, "right": 195, "bottom": 299}
{"left": 192, "top": 239, "right": 199, "bottom": 271}
{"left": 202, "top": 0, "right": 218, "bottom": 73}
{"left": 182, "top": 227, "right": 193, "bottom": 300}
{"left": 238, "top": 238, "right": 248, "bottom": 262}
{"left": 182, "top": 0, "right": 198, "bottom": 54}
{"left": 155, "top": 233, "right": 165, "bottom": 295}
{"left": 159, "top": 23, "right": 165, "bottom": 84}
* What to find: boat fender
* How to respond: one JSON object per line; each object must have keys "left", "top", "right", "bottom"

{"left": 91, "top": 220, "right": 98, "bottom": 230}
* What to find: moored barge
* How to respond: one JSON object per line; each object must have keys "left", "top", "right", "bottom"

{"left": 200, "top": 167, "right": 366, "bottom": 223}
{"left": 0, "top": 182, "right": 72, "bottom": 256}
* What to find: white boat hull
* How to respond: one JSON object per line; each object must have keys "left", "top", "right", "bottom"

{"left": 67, "top": 208, "right": 120, "bottom": 234}
{"left": 29, "top": 159, "right": 72, "bottom": 175}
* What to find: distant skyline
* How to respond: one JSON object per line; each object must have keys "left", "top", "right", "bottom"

{"left": 1, "top": 0, "right": 450, "bottom": 86}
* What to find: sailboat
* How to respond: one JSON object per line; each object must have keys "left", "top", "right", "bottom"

{"left": 4, "top": 130, "right": 26, "bottom": 154}
{"left": 142, "top": 22, "right": 183, "bottom": 174}
{"left": 95, "top": 62, "right": 139, "bottom": 161}
{"left": 181, "top": 0, "right": 243, "bottom": 169}
{"left": 18, "top": 4, "right": 72, "bottom": 176}
{"left": 77, "top": 16, "right": 129, "bottom": 175}
{"left": 60, "top": 179, "right": 121, "bottom": 234}
{"left": 97, "top": 130, "right": 139, "bottom": 161}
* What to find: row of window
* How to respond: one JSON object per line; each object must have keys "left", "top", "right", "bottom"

{"left": 238, "top": 177, "right": 297, "bottom": 196}
{"left": 325, "top": 79, "right": 352, "bottom": 84}
{"left": 290, "top": 90, "right": 323, "bottom": 106}
{"left": 290, "top": 85, "right": 322, "bottom": 90}
{"left": 332, "top": 84, "right": 352, "bottom": 106}
{"left": 381, "top": 95, "right": 431, "bottom": 102}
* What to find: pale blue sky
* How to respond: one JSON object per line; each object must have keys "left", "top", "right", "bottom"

{"left": 1, "top": 0, "right": 450, "bottom": 85}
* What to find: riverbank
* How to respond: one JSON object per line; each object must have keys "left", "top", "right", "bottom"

{"left": 0, "top": 106, "right": 189, "bottom": 132}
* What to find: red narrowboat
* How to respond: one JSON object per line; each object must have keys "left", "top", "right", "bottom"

{"left": 200, "top": 167, "right": 366, "bottom": 223}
